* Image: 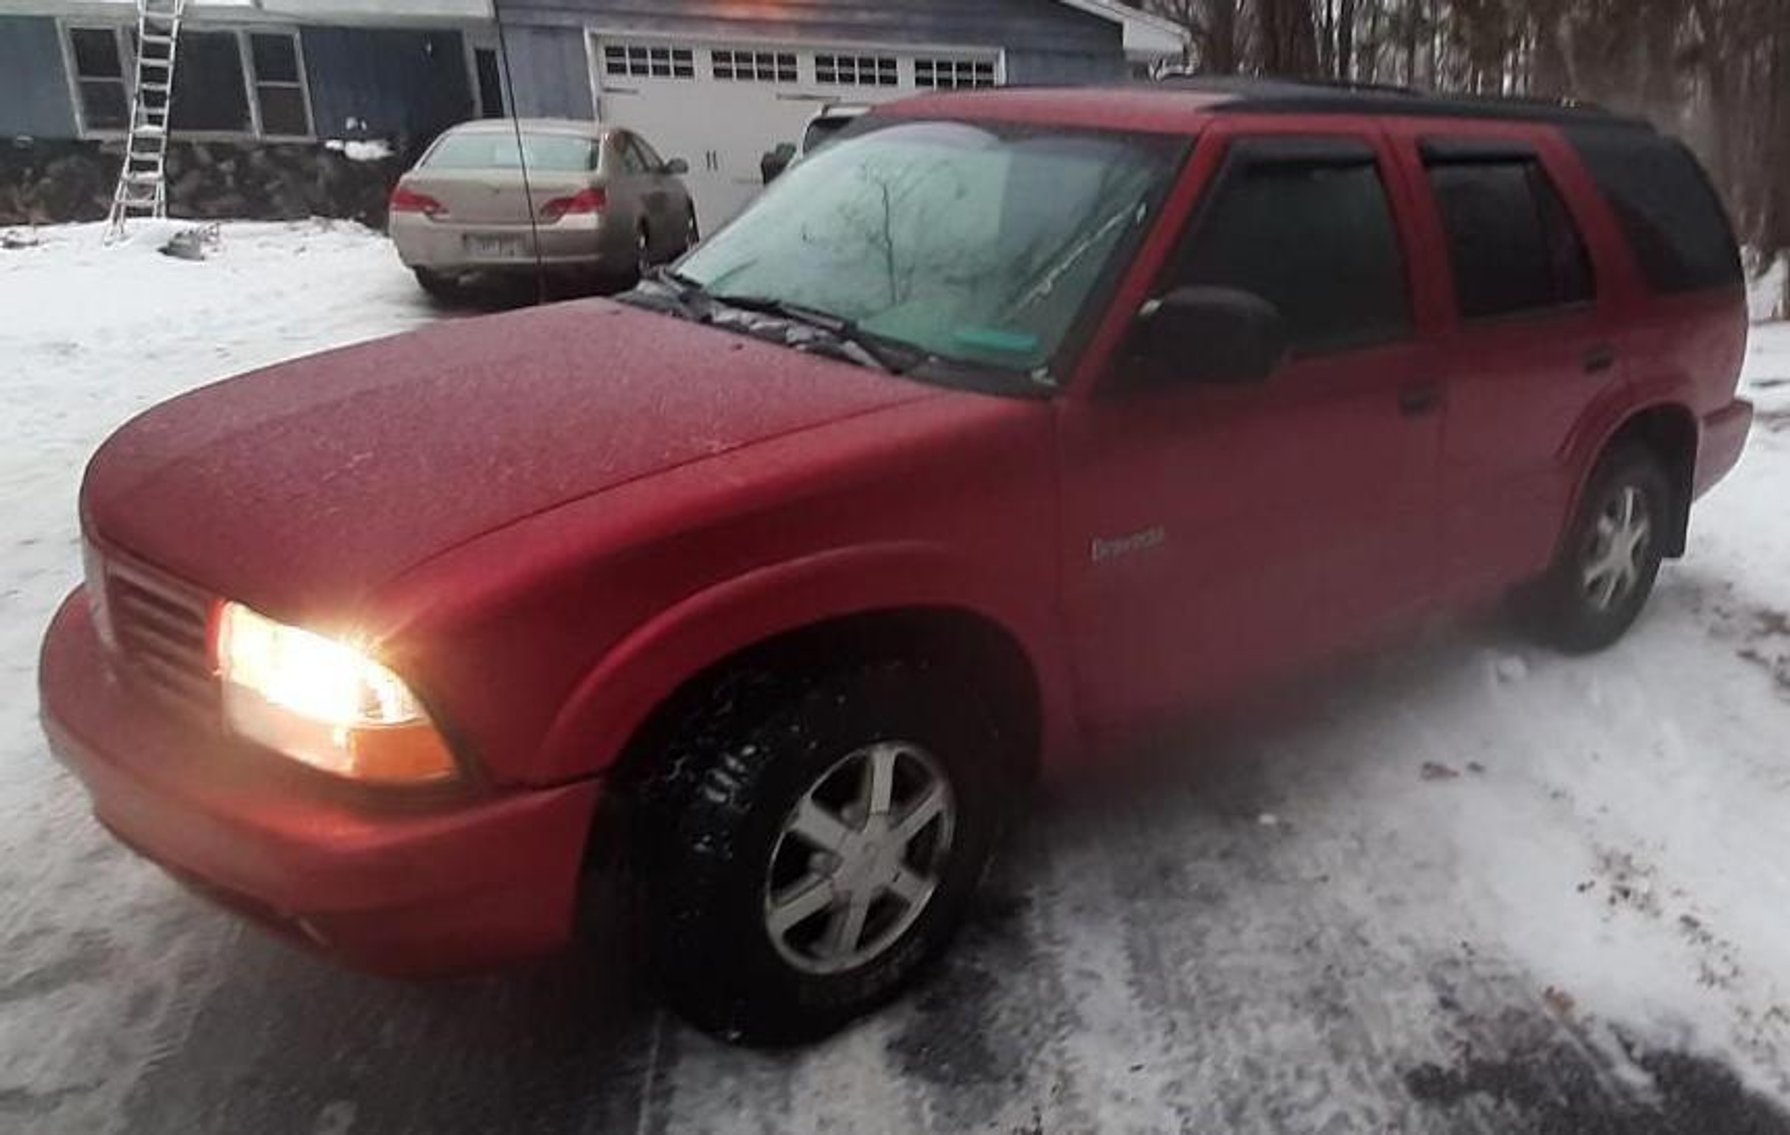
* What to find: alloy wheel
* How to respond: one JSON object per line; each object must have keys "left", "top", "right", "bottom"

{"left": 762, "top": 741, "right": 956, "bottom": 975}
{"left": 1581, "top": 484, "right": 1654, "bottom": 612}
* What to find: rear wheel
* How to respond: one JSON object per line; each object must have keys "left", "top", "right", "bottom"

{"left": 1526, "top": 443, "right": 1671, "bottom": 653}
{"left": 412, "top": 267, "right": 467, "bottom": 305}
{"left": 635, "top": 659, "right": 1004, "bottom": 1044}
{"left": 634, "top": 225, "right": 653, "bottom": 283}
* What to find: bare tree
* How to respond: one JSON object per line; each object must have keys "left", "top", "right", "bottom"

{"left": 1130, "top": 0, "right": 1790, "bottom": 292}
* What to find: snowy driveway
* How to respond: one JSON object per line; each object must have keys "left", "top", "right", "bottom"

{"left": 2, "top": 223, "right": 1789, "bottom": 1135}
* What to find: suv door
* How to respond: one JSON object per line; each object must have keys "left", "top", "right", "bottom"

{"left": 1057, "top": 123, "right": 1444, "bottom": 735}
{"left": 1391, "top": 128, "right": 1623, "bottom": 602}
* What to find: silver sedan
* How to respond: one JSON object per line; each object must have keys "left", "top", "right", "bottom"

{"left": 388, "top": 119, "right": 698, "bottom": 300}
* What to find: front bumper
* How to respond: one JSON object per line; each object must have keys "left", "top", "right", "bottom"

{"left": 1694, "top": 398, "right": 1754, "bottom": 498}
{"left": 39, "top": 588, "right": 601, "bottom": 977}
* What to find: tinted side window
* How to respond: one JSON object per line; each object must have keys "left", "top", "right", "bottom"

{"left": 1565, "top": 128, "right": 1741, "bottom": 294}
{"left": 632, "top": 137, "right": 665, "bottom": 171}
{"left": 1169, "top": 149, "right": 1410, "bottom": 353}
{"left": 612, "top": 134, "right": 647, "bottom": 174}
{"left": 1426, "top": 157, "right": 1593, "bottom": 320}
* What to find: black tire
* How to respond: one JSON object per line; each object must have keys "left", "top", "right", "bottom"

{"left": 412, "top": 267, "right": 466, "bottom": 305}
{"left": 633, "top": 224, "right": 652, "bottom": 283}
{"left": 1526, "top": 443, "right": 1672, "bottom": 654}
{"left": 635, "top": 658, "right": 1005, "bottom": 1045}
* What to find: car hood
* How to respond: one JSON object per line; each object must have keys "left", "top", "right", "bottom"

{"left": 82, "top": 299, "right": 933, "bottom": 615}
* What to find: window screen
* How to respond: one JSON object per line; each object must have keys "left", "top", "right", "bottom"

{"left": 1168, "top": 149, "right": 1411, "bottom": 353}
{"left": 248, "top": 33, "right": 309, "bottom": 137}
{"left": 816, "top": 54, "right": 898, "bottom": 87}
{"left": 914, "top": 58, "right": 997, "bottom": 89}
{"left": 68, "top": 28, "right": 130, "bottom": 131}
{"left": 1426, "top": 157, "right": 1593, "bottom": 320}
{"left": 712, "top": 50, "right": 796, "bottom": 83}
{"left": 603, "top": 43, "right": 695, "bottom": 79}
{"left": 474, "top": 48, "right": 505, "bottom": 118}
{"left": 1565, "top": 127, "right": 1741, "bottom": 295}
{"left": 170, "top": 31, "right": 250, "bottom": 133}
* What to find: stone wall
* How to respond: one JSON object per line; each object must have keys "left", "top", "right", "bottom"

{"left": 1, "top": 137, "right": 407, "bottom": 228}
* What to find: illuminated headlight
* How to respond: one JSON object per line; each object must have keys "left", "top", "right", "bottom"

{"left": 215, "top": 602, "right": 457, "bottom": 785}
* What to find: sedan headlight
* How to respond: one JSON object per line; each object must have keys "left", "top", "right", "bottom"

{"left": 215, "top": 602, "right": 457, "bottom": 785}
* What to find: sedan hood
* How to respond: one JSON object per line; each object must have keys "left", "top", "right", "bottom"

{"left": 83, "top": 300, "right": 931, "bottom": 613}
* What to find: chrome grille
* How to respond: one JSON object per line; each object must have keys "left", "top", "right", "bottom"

{"left": 102, "top": 555, "right": 219, "bottom": 716}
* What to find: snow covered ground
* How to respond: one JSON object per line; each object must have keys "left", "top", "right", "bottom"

{"left": 2, "top": 221, "right": 1789, "bottom": 1134}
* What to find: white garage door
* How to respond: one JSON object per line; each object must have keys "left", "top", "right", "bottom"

{"left": 591, "top": 35, "right": 1002, "bottom": 230}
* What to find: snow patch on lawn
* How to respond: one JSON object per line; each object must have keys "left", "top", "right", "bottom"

{"left": 0, "top": 221, "right": 435, "bottom": 1133}
{"left": 1751, "top": 255, "right": 1787, "bottom": 323}
{"left": 324, "top": 138, "right": 395, "bottom": 163}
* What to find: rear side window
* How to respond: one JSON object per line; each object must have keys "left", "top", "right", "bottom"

{"left": 613, "top": 134, "right": 649, "bottom": 174}
{"left": 1566, "top": 128, "right": 1741, "bottom": 294}
{"left": 632, "top": 136, "right": 665, "bottom": 170}
{"left": 1425, "top": 156, "right": 1593, "bottom": 320}
{"left": 1168, "top": 143, "right": 1411, "bottom": 354}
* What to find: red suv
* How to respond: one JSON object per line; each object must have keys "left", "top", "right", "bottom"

{"left": 40, "top": 81, "right": 1752, "bottom": 1043}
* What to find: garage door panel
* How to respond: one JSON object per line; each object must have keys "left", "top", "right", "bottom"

{"left": 593, "top": 35, "right": 998, "bottom": 228}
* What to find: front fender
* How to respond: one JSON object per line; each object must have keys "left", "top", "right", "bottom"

{"left": 528, "top": 542, "right": 1079, "bottom": 785}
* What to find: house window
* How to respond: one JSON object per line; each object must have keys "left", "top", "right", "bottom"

{"left": 914, "top": 58, "right": 997, "bottom": 90}
{"left": 169, "top": 30, "right": 251, "bottom": 132}
{"left": 161, "top": 29, "right": 312, "bottom": 138}
{"left": 64, "top": 24, "right": 311, "bottom": 139}
{"left": 248, "top": 33, "right": 311, "bottom": 137}
{"left": 712, "top": 49, "right": 797, "bottom": 83}
{"left": 473, "top": 47, "right": 505, "bottom": 117}
{"left": 603, "top": 43, "right": 695, "bottom": 79}
{"left": 67, "top": 26, "right": 132, "bottom": 132}
{"left": 815, "top": 54, "right": 898, "bottom": 87}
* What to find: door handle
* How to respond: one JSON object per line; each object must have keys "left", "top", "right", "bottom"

{"left": 1398, "top": 380, "right": 1444, "bottom": 418}
{"left": 1584, "top": 344, "right": 1617, "bottom": 374}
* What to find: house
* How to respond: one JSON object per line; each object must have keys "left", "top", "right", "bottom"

{"left": 0, "top": 0, "right": 492, "bottom": 223}
{"left": 492, "top": 0, "right": 1187, "bottom": 224}
{"left": 0, "top": 0, "right": 1184, "bottom": 226}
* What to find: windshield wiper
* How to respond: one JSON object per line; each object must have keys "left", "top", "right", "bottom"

{"left": 706, "top": 292, "right": 916, "bottom": 375}
{"left": 624, "top": 266, "right": 708, "bottom": 320}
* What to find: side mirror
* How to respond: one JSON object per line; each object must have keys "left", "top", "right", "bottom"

{"left": 661, "top": 157, "right": 689, "bottom": 176}
{"left": 760, "top": 143, "right": 797, "bottom": 185}
{"left": 1126, "top": 286, "right": 1289, "bottom": 388}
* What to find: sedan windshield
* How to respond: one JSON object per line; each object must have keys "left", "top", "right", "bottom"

{"left": 675, "top": 119, "right": 1185, "bottom": 390}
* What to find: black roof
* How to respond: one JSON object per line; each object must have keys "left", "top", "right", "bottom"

{"left": 1156, "top": 76, "right": 1652, "bottom": 131}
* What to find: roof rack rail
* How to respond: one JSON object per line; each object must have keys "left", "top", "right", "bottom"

{"left": 1157, "top": 74, "right": 1420, "bottom": 98}
{"left": 1148, "top": 73, "right": 1641, "bottom": 128}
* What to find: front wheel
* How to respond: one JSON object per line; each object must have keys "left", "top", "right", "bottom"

{"left": 636, "top": 659, "right": 1004, "bottom": 1044}
{"left": 1525, "top": 443, "right": 1671, "bottom": 654}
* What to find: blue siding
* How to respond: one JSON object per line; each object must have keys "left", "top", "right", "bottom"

{"left": 499, "top": 0, "right": 1120, "bottom": 55}
{"left": 0, "top": 16, "right": 79, "bottom": 139}
{"left": 1006, "top": 49, "right": 1127, "bottom": 86}
{"left": 500, "top": 26, "right": 596, "bottom": 119}
{"left": 301, "top": 27, "right": 473, "bottom": 152}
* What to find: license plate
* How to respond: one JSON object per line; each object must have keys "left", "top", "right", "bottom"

{"left": 464, "top": 234, "right": 526, "bottom": 258}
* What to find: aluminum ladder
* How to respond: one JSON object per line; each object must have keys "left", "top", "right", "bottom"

{"left": 105, "top": 0, "right": 188, "bottom": 239}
